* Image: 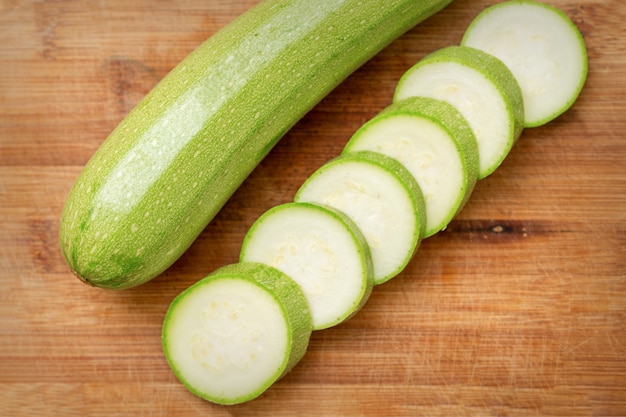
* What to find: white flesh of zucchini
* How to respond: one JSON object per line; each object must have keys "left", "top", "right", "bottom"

{"left": 295, "top": 151, "right": 425, "bottom": 285}
{"left": 166, "top": 278, "right": 286, "bottom": 400}
{"left": 343, "top": 97, "right": 479, "bottom": 237}
{"left": 394, "top": 46, "right": 523, "bottom": 179}
{"left": 462, "top": 0, "right": 588, "bottom": 127}
{"left": 162, "top": 262, "right": 312, "bottom": 405}
{"left": 240, "top": 202, "right": 373, "bottom": 330}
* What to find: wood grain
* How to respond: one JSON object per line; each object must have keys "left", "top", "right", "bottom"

{"left": 1, "top": 0, "right": 624, "bottom": 415}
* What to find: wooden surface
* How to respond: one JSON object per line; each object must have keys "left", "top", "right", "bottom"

{"left": 1, "top": 0, "right": 625, "bottom": 415}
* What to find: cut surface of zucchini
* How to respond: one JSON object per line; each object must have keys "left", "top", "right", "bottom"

{"left": 462, "top": 0, "right": 588, "bottom": 127}
{"left": 394, "top": 46, "right": 524, "bottom": 179}
{"left": 344, "top": 97, "right": 479, "bottom": 237}
{"left": 162, "top": 262, "right": 312, "bottom": 405}
{"left": 295, "top": 151, "right": 425, "bottom": 285}
{"left": 240, "top": 202, "right": 373, "bottom": 330}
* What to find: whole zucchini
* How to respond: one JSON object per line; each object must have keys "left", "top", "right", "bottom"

{"left": 60, "top": 0, "right": 453, "bottom": 289}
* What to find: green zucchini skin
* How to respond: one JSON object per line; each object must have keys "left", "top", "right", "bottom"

{"left": 59, "top": 0, "right": 453, "bottom": 289}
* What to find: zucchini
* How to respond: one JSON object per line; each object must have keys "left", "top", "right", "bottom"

{"left": 394, "top": 45, "right": 524, "bottom": 179}
{"left": 59, "top": 0, "right": 453, "bottom": 289}
{"left": 295, "top": 151, "right": 426, "bottom": 285}
{"left": 239, "top": 202, "right": 373, "bottom": 330}
{"left": 461, "top": 0, "right": 588, "bottom": 127}
{"left": 162, "top": 262, "right": 312, "bottom": 405}
{"left": 343, "top": 96, "right": 479, "bottom": 237}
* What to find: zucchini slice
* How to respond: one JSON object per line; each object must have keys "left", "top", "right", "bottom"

{"left": 240, "top": 202, "right": 373, "bottom": 330}
{"left": 344, "top": 97, "right": 479, "bottom": 237}
{"left": 162, "top": 262, "right": 312, "bottom": 405}
{"left": 295, "top": 151, "right": 426, "bottom": 285}
{"left": 394, "top": 45, "right": 524, "bottom": 179}
{"left": 462, "top": 0, "right": 588, "bottom": 127}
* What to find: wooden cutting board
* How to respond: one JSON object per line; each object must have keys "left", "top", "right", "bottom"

{"left": 1, "top": 0, "right": 624, "bottom": 415}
